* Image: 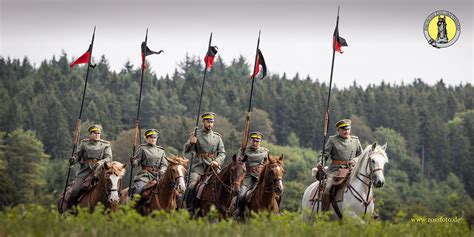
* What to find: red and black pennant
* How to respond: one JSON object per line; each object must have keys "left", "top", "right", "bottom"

{"left": 333, "top": 23, "right": 348, "bottom": 53}
{"left": 252, "top": 49, "right": 267, "bottom": 80}
{"left": 204, "top": 46, "right": 218, "bottom": 70}
{"left": 141, "top": 42, "right": 163, "bottom": 69}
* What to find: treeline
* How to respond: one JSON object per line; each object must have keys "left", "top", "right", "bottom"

{"left": 0, "top": 55, "right": 473, "bottom": 219}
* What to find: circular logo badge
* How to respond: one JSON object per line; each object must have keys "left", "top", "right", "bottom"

{"left": 423, "top": 10, "right": 461, "bottom": 48}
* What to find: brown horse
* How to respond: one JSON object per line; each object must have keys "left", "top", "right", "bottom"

{"left": 194, "top": 154, "right": 247, "bottom": 218}
{"left": 59, "top": 161, "right": 127, "bottom": 213}
{"left": 121, "top": 156, "right": 188, "bottom": 215}
{"left": 247, "top": 155, "right": 284, "bottom": 215}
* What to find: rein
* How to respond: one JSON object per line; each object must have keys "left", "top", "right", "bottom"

{"left": 210, "top": 165, "right": 237, "bottom": 193}
{"left": 208, "top": 163, "right": 243, "bottom": 216}
{"left": 346, "top": 150, "right": 384, "bottom": 214}
{"left": 262, "top": 163, "right": 283, "bottom": 193}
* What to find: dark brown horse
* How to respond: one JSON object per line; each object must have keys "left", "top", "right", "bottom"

{"left": 59, "top": 161, "right": 127, "bottom": 213}
{"left": 194, "top": 154, "right": 247, "bottom": 218}
{"left": 121, "top": 156, "right": 187, "bottom": 215}
{"left": 248, "top": 155, "right": 284, "bottom": 215}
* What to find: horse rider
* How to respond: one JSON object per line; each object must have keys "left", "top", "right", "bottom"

{"left": 183, "top": 112, "right": 226, "bottom": 212}
{"left": 67, "top": 124, "right": 113, "bottom": 209}
{"left": 233, "top": 131, "right": 269, "bottom": 217}
{"left": 130, "top": 129, "right": 168, "bottom": 196}
{"left": 316, "top": 119, "right": 362, "bottom": 211}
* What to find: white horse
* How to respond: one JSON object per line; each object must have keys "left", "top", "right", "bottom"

{"left": 302, "top": 143, "right": 388, "bottom": 220}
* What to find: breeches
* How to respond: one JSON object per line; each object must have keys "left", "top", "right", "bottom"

{"left": 239, "top": 175, "right": 256, "bottom": 199}
{"left": 132, "top": 180, "right": 147, "bottom": 195}
{"left": 70, "top": 176, "right": 85, "bottom": 198}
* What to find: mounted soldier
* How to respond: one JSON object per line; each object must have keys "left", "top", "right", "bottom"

{"left": 129, "top": 129, "right": 168, "bottom": 196}
{"left": 233, "top": 131, "right": 269, "bottom": 217}
{"left": 66, "top": 124, "right": 113, "bottom": 209}
{"left": 183, "top": 112, "right": 226, "bottom": 212}
{"left": 317, "top": 119, "right": 362, "bottom": 211}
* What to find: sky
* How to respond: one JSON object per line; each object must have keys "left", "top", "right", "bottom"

{"left": 1, "top": 0, "right": 472, "bottom": 87}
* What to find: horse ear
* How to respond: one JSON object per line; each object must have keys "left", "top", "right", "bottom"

{"left": 122, "top": 163, "right": 127, "bottom": 169}
{"left": 279, "top": 154, "right": 284, "bottom": 163}
{"left": 103, "top": 162, "right": 109, "bottom": 170}
{"left": 371, "top": 142, "right": 377, "bottom": 151}
{"left": 382, "top": 143, "right": 387, "bottom": 151}
{"left": 232, "top": 154, "right": 237, "bottom": 162}
{"left": 241, "top": 155, "right": 248, "bottom": 163}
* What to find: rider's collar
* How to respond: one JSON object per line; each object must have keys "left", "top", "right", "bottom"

{"left": 337, "top": 135, "right": 349, "bottom": 140}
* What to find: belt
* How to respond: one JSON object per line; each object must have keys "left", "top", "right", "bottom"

{"left": 84, "top": 159, "right": 98, "bottom": 164}
{"left": 142, "top": 166, "right": 160, "bottom": 173}
{"left": 246, "top": 164, "right": 263, "bottom": 173}
{"left": 196, "top": 152, "right": 217, "bottom": 159}
{"left": 331, "top": 160, "right": 351, "bottom": 165}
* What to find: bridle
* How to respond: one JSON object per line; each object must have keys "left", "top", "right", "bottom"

{"left": 152, "top": 163, "right": 185, "bottom": 194}
{"left": 210, "top": 160, "right": 246, "bottom": 195}
{"left": 263, "top": 162, "right": 284, "bottom": 193}
{"left": 208, "top": 159, "right": 246, "bottom": 216}
{"left": 168, "top": 164, "right": 185, "bottom": 193}
{"left": 361, "top": 150, "right": 385, "bottom": 182}
{"left": 347, "top": 149, "right": 385, "bottom": 215}
{"left": 103, "top": 171, "right": 121, "bottom": 201}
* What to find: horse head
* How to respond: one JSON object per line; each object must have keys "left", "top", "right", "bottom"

{"left": 99, "top": 161, "right": 127, "bottom": 205}
{"left": 264, "top": 154, "right": 285, "bottom": 195}
{"left": 230, "top": 154, "right": 247, "bottom": 195}
{"left": 164, "top": 156, "right": 188, "bottom": 195}
{"left": 368, "top": 143, "right": 388, "bottom": 188}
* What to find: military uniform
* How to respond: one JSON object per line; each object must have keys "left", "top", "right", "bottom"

{"left": 238, "top": 146, "right": 268, "bottom": 197}
{"left": 233, "top": 132, "right": 268, "bottom": 217}
{"left": 183, "top": 112, "right": 226, "bottom": 210}
{"left": 68, "top": 125, "right": 112, "bottom": 206}
{"left": 318, "top": 119, "right": 362, "bottom": 211}
{"left": 130, "top": 143, "right": 168, "bottom": 194}
{"left": 184, "top": 127, "right": 226, "bottom": 188}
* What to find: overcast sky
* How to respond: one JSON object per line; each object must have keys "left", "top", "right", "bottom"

{"left": 1, "top": 0, "right": 472, "bottom": 87}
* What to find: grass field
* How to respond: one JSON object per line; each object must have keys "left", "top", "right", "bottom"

{"left": 0, "top": 204, "right": 471, "bottom": 237}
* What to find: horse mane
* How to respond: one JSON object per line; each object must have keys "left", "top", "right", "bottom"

{"left": 220, "top": 160, "right": 233, "bottom": 177}
{"left": 257, "top": 156, "right": 284, "bottom": 186}
{"left": 94, "top": 161, "right": 126, "bottom": 177}
{"left": 349, "top": 145, "right": 388, "bottom": 183}
{"left": 257, "top": 162, "right": 269, "bottom": 186}
{"left": 166, "top": 156, "right": 188, "bottom": 166}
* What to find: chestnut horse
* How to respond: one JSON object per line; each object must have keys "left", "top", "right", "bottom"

{"left": 121, "top": 156, "right": 187, "bottom": 215}
{"left": 59, "top": 161, "right": 127, "bottom": 213}
{"left": 194, "top": 154, "right": 247, "bottom": 218}
{"left": 247, "top": 155, "right": 284, "bottom": 215}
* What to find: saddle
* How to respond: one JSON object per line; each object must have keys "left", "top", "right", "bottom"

{"left": 76, "top": 175, "right": 98, "bottom": 202}
{"left": 139, "top": 180, "right": 158, "bottom": 201}
{"left": 244, "top": 181, "right": 259, "bottom": 202}
{"left": 195, "top": 173, "right": 214, "bottom": 200}
{"left": 333, "top": 168, "right": 351, "bottom": 187}
{"left": 309, "top": 168, "right": 351, "bottom": 205}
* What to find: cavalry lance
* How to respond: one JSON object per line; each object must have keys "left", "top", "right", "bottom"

{"left": 311, "top": 6, "right": 347, "bottom": 215}
{"left": 128, "top": 29, "right": 163, "bottom": 196}
{"left": 182, "top": 33, "right": 217, "bottom": 205}
{"left": 240, "top": 30, "right": 266, "bottom": 155}
{"left": 60, "top": 26, "right": 96, "bottom": 212}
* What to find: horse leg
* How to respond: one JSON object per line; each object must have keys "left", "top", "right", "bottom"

{"left": 200, "top": 201, "right": 211, "bottom": 217}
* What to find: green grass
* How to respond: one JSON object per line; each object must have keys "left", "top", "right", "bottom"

{"left": 0, "top": 204, "right": 471, "bottom": 237}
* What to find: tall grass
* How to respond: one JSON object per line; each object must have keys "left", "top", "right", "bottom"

{"left": 0, "top": 204, "right": 470, "bottom": 237}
